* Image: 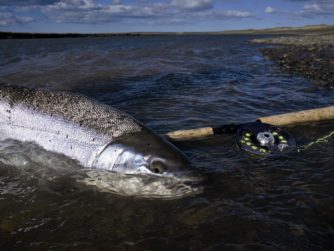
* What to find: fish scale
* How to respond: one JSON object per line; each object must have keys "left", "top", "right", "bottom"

{"left": 0, "top": 83, "right": 142, "bottom": 168}
{"left": 0, "top": 83, "right": 190, "bottom": 176}
{"left": 0, "top": 83, "right": 142, "bottom": 139}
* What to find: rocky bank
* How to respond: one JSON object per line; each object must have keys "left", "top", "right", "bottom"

{"left": 253, "top": 34, "right": 334, "bottom": 88}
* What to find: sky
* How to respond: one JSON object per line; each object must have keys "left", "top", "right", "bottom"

{"left": 0, "top": 0, "right": 333, "bottom": 33}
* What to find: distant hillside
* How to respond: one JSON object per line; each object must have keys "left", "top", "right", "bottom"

{"left": 0, "top": 32, "right": 143, "bottom": 39}
{"left": 1, "top": 24, "right": 333, "bottom": 39}
{"left": 222, "top": 24, "right": 334, "bottom": 35}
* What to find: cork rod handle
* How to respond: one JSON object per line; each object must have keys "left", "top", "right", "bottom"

{"left": 257, "top": 105, "right": 334, "bottom": 126}
{"left": 165, "top": 127, "right": 214, "bottom": 141}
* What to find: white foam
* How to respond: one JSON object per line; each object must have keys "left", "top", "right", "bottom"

{"left": 77, "top": 170, "right": 202, "bottom": 199}
{"left": 0, "top": 139, "right": 202, "bottom": 199}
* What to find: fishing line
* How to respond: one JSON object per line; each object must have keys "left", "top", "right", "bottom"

{"left": 297, "top": 129, "right": 334, "bottom": 152}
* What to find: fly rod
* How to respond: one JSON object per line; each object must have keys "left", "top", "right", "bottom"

{"left": 165, "top": 105, "right": 334, "bottom": 156}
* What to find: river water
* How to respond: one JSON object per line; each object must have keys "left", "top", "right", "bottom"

{"left": 0, "top": 35, "right": 333, "bottom": 250}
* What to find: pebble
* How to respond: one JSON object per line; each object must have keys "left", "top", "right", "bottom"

{"left": 253, "top": 34, "right": 334, "bottom": 88}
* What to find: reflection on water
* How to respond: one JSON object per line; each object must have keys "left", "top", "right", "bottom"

{"left": 0, "top": 35, "right": 334, "bottom": 250}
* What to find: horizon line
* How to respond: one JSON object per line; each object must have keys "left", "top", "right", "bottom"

{"left": 1, "top": 23, "right": 333, "bottom": 35}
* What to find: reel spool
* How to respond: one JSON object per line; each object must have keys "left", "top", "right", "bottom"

{"left": 236, "top": 122, "right": 296, "bottom": 156}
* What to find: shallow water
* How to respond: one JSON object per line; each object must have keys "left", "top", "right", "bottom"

{"left": 0, "top": 35, "right": 334, "bottom": 250}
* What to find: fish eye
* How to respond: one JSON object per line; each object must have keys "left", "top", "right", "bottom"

{"left": 150, "top": 160, "right": 166, "bottom": 174}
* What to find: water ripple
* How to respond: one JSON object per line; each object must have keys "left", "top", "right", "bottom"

{"left": 0, "top": 35, "right": 333, "bottom": 250}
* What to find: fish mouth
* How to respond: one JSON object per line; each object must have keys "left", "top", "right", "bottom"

{"left": 77, "top": 169, "right": 203, "bottom": 199}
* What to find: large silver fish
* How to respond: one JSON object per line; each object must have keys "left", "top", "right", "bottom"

{"left": 0, "top": 84, "right": 190, "bottom": 177}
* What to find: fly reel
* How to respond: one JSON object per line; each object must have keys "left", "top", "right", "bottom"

{"left": 236, "top": 122, "right": 296, "bottom": 156}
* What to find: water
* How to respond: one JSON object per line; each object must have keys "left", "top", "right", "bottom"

{"left": 0, "top": 35, "right": 334, "bottom": 250}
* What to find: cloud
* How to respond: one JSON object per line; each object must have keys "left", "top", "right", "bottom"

{"left": 38, "top": 0, "right": 253, "bottom": 24}
{"left": 303, "top": 3, "right": 321, "bottom": 11}
{"left": 0, "top": 0, "right": 254, "bottom": 27}
{"left": 0, "top": 12, "right": 34, "bottom": 26}
{"left": 170, "top": 0, "right": 213, "bottom": 11}
{"left": 219, "top": 10, "right": 252, "bottom": 18}
{"left": 264, "top": 0, "right": 334, "bottom": 18}
{"left": 300, "top": 1, "right": 334, "bottom": 16}
{"left": 41, "top": 1, "right": 157, "bottom": 23}
{"left": 265, "top": 6, "right": 276, "bottom": 14}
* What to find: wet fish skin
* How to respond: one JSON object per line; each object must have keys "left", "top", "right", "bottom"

{"left": 0, "top": 84, "right": 189, "bottom": 175}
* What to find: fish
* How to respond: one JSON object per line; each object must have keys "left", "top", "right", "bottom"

{"left": 0, "top": 83, "right": 191, "bottom": 178}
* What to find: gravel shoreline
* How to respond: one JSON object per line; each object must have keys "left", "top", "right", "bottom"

{"left": 253, "top": 34, "right": 334, "bottom": 88}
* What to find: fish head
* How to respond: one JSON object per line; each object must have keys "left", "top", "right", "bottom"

{"left": 93, "top": 129, "right": 193, "bottom": 178}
